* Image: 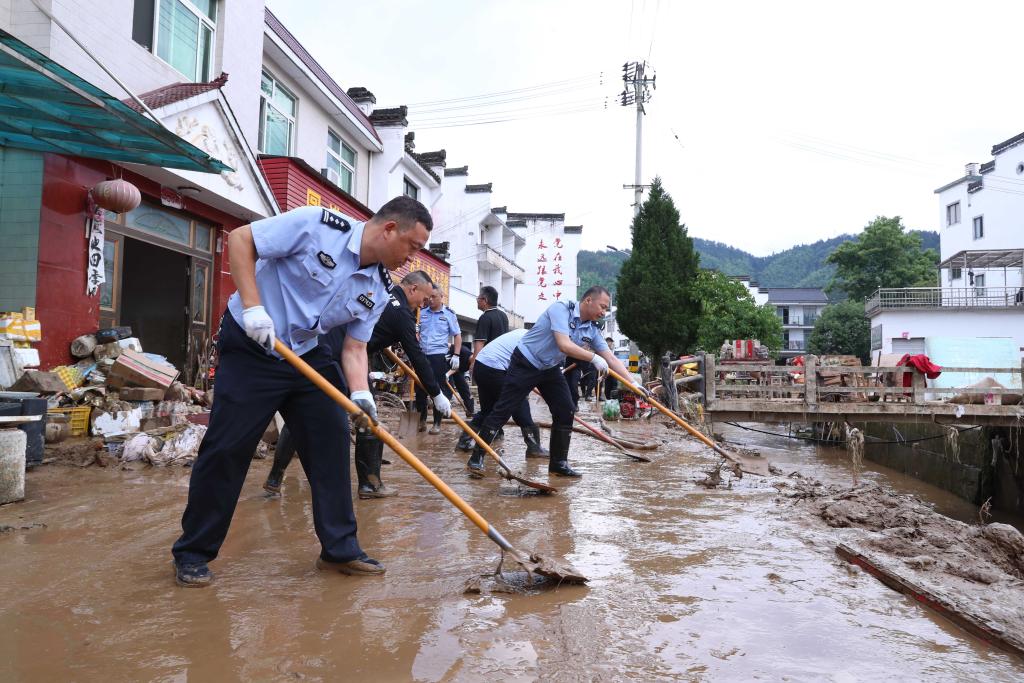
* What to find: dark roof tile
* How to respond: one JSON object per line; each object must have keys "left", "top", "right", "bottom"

{"left": 124, "top": 72, "right": 228, "bottom": 112}
{"left": 370, "top": 106, "right": 408, "bottom": 127}
{"left": 992, "top": 130, "right": 1024, "bottom": 156}
{"left": 444, "top": 166, "right": 469, "bottom": 176}
{"left": 766, "top": 288, "right": 828, "bottom": 304}
{"left": 506, "top": 212, "right": 565, "bottom": 221}
{"left": 465, "top": 183, "right": 492, "bottom": 193}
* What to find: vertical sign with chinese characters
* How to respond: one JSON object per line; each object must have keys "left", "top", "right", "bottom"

{"left": 534, "top": 237, "right": 567, "bottom": 303}
{"left": 85, "top": 200, "right": 105, "bottom": 297}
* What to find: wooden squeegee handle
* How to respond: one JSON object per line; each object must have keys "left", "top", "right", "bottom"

{"left": 607, "top": 368, "right": 721, "bottom": 453}
{"left": 384, "top": 348, "right": 505, "bottom": 466}
{"left": 273, "top": 340, "right": 506, "bottom": 543}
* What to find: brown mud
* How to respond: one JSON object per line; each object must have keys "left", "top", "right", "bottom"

{"left": 2, "top": 399, "right": 1023, "bottom": 680}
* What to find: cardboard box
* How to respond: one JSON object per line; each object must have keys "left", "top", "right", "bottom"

{"left": 119, "top": 387, "right": 166, "bottom": 401}
{"left": 9, "top": 370, "right": 67, "bottom": 394}
{"left": 0, "top": 318, "right": 41, "bottom": 342}
{"left": 107, "top": 349, "right": 178, "bottom": 390}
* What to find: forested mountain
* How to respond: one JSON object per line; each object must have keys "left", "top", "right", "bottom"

{"left": 577, "top": 231, "right": 939, "bottom": 297}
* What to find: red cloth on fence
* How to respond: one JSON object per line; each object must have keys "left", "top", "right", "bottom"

{"left": 897, "top": 353, "right": 942, "bottom": 388}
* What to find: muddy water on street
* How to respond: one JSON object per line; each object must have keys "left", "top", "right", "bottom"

{"left": 2, "top": 403, "right": 1023, "bottom": 681}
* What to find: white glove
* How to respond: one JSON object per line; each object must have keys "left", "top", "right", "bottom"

{"left": 242, "top": 305, "right": 275, "bottom": 352}
{"left": 590, "top": 353, "right": 609, "bottom": 375}
{"left": 368, "top": 371, "right": 386, "bottom": 381}
{"left": 432, "top": 392, "right": 452, "bottom": 417}
{"left": 350, "top": 390, "right": 378, "bottom": 429}
{"left": 449, "top": 355, "right": 460, "bottom": 371}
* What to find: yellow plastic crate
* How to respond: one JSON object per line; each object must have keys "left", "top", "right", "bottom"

{"left": 48, "top": 407, "right": 92, "bottom": 437}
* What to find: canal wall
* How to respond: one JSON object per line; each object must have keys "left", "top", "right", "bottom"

{"left": 854, "top": 422, "right": 1024, "bottom": 515}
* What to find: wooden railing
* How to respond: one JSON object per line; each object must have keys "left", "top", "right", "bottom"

{"left": 702, "top": 354, "right": 1024, "bottom": 408}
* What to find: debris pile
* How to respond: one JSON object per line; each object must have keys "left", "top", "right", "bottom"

{"left": 779, "top": 478, "right": 1024, "bottom": 645}
{"left": 1, "top": 325, "right": 216, "bottom": 468}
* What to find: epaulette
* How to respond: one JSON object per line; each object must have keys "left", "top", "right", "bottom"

{"left": 320, "top": 209, "right": 351, "bottom": 232}
{"left": 378, "top": 264, "right": 394, "bottom": 292}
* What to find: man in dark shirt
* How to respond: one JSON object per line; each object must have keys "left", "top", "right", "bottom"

{"left": 457, "top": 286, "right": 510, "bottom": 450}
{"left": 469, "top": 286, "right": 509, "bottom": 372}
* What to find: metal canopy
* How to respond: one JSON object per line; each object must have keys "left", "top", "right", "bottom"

{"left": 938, "top": 249, "right": 1024, "bottom": 270}
{"left": 0, "top": 29, "right": 231, "bottom": 174}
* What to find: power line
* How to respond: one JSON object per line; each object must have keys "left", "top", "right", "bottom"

{"left": 412, "top": 81, "right": 607, "bottom": 115}
{"left": 410, "top": 96, "right": 609, "bottom": 124}
{"left": 405, "top": 73, "right": 602, "bottom": 107}
{"left": 414, "top": 105, "right": 608, "bottom": 130}
{"left": 647, "top": 0, "right": 661, "bottom": 60}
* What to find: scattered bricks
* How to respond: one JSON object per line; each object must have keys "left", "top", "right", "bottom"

{"left": 9, "top": 370, "right": 67, "bottom": 394}
{"left": 118, "top": 387, "right": 166, "bottom": 401}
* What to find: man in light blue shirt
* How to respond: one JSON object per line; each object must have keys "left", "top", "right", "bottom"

{"left": 172, "top": 196, "right": 432, "bottom": 588}
{"left": 415, "top": 284, "right": 465, "bottom": 434}
{"left": 467, "top": 286, "right": 636, "bottom": 478}
{"left": 459, "top": 328, "right": 548, "bottom": 457}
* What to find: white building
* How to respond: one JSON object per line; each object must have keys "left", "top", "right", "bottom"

{"left": 768, "top": 288, "right": 828, "bottom": 359}
{"left": 508, "top": 212, "right": 582, "bottom": 324}
{"left": 431, "top": 171, "right": 525, "bottom": 331}
{"left": 867, "top": 128, "right": 1024, "bottom": 361}
{"left": 733, "top": 275, "right": 770, "bottom": 306}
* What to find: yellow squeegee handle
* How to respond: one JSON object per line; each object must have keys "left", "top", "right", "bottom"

{"left": 607, "top": 368, "right": 721, "bottom": 452}
{"left": 273, "top": 340, "right": 508, "bottom": 545}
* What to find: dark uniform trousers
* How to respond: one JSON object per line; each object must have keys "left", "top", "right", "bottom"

{"left": 449, "top": 370, "right": 474, "bottom": 414}
{"left": 469, "top": 361, "right": 535, "bottom": 430}
{"left": 172, "top": 313, "right": 361, "bottom": 565}
{"left": 414, "top": 353, "right": 454, "bottom": 425}
{"left": 480, "top": 348, "right": 574, "bottom": 436}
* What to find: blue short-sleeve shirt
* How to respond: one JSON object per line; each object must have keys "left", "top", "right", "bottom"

{"left": 226, "top": 206, "right": 393, "bottom": 356}
{"left": 517, "top": 301, "right": 609, "bottom": 370}
{"left": 419, "top": 305, "right": 460, "bottom": 355}
{"left": 476, "top": 329, "right": 527, "bottom": 371}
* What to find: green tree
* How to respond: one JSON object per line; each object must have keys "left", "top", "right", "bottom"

{"left": 616, "top": 178, "right": 701, "bottom": 360}
{"left": 826, "top": 216, "right": 938, "bottom": 300}
{"left": 807, "top": 300, "right": 871, "bottom": 363}
{"left": 692, "top": 270, "right": 783, "bottom": 353}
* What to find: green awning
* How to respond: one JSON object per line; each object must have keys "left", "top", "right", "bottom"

{"left": 0, "top": 29, "right": 232, "bottom": 174}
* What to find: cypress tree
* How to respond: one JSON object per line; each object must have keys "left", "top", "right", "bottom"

{"left": 616, "top": 178, "right": 701, "bottom": 361}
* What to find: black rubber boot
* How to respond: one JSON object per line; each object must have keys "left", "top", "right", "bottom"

{"left": 355, "top": 432, "right": 396, "bottom": 499}
{"left": 264, "top": 425, "right": 296, "bottom": 494}
{"left": 456, "top": 431, "right": 475, "bottom": 451}
{"left": 523, "top": 425, "right": 548, "bottom": 458}
{"left": 548, "top": 425, "right": 581, "bottom": 478}
{"left": 467, "top": 427, "right": 496, "bottom": 477}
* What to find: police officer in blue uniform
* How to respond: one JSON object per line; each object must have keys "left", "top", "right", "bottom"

{"left": 466, "top": 286, "right": 636, "bottom": 478}
{"left": 262, "top": 270, "right": 449, "bottom": 499}
{"left": 415, "top": 284, "right": 465, "bottom": 435}
{"left": 171, "top": 197, "right": 432, "bottom": 587}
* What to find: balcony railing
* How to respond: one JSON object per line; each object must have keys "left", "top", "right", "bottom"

{"left": 779, "top": 315, "right": 819, "bottom": 328}
{"left": 784, "top": 340, "right": 806, "bottom": 351}
{"left": 477, "top": 244, "right": 525, "bottom": 282}
{"left": 865, "top": 286, "right": 1023, "bottom": 315}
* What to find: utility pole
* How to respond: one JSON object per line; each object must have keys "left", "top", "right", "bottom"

{"left": 620, "top": 61, "right": 656, "bottom": 216}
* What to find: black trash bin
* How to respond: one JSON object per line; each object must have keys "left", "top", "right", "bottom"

{"left": 14, "top": 398, "right": 47, "bottom": 467}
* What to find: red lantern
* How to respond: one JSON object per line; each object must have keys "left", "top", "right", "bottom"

{"left": 90, "top": 179, "right": 141, "bottom": 213}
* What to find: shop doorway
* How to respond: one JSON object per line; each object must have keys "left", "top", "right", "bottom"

{"left": 119, "top": 238, "right": 190, "bottom": 369}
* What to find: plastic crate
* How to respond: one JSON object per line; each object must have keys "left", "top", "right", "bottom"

{"left": 48, "top": 407, "right": 91, "bottom": 437}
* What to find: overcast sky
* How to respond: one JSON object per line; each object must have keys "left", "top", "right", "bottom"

{"left": 267, "top": 0, "right": 1024, "bottom": 256}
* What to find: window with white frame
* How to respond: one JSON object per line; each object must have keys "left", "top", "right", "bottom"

{"left": 132, "top": 0, "right": 217, "bottom": 82}
{"left": 972, "top": 215, "right": 984, "bottom": 239}
{"left": 259, "top": 71, "right": 296, "bottom": 155}
{"left": 946, "top": 201, "right": 960, "bottom": 226}
{"left": 403, "top": 177, "right": 419, "bottom": 200}
{"left": 974, "top": 273, "right": 986, "bottom": 297}
{"left": 326, "top": 131, "right": 356, "bottom": 194}
{"left": 950, "top": 267, "right": 962, "bottom": 281}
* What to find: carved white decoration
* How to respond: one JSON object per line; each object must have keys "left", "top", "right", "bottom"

{"left": 175, "top": 115, "right": 244, "bottom": 192}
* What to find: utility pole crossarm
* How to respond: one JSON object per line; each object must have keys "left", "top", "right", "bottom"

{"left": 621, "top": 61, "right": 656, "bottom": 216}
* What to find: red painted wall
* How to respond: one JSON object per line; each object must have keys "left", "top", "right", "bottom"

{"left": 36, "top": 155, "right": 244, "bottom": 368}
{"left": 257, "top": 156, "right": 372, "bottom": 219}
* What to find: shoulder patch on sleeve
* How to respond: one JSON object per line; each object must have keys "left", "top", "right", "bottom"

{"left": 378, "top": 264, "right": 394, "bottom": 292}
{"left": 320, "top": 209, "right": 351, "bottom": 231}
{"left": 389, "top": 294, "right": 401, "bottom": 307}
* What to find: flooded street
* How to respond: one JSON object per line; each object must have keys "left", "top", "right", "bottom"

{"left": 2, "top": 402, "right": 1023, "bottom": 681}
